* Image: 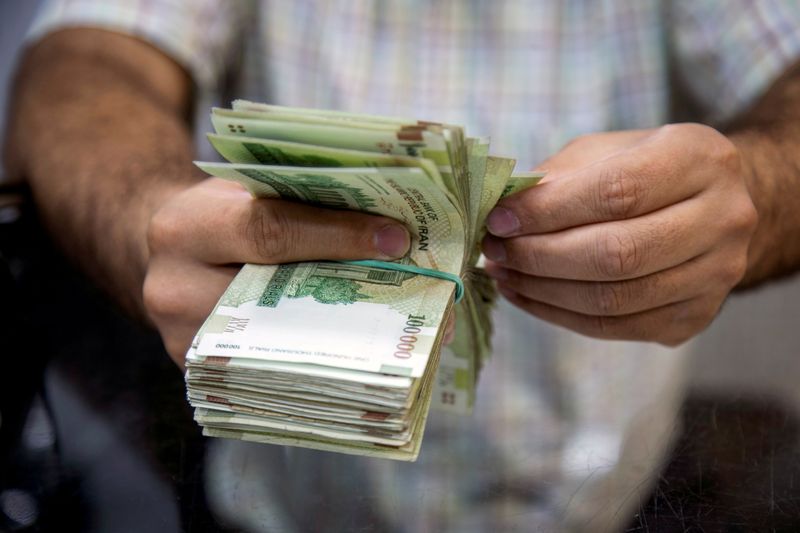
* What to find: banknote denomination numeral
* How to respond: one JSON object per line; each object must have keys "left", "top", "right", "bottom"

{"left": 394, "top": 315, "right": 426, "bottom": 359}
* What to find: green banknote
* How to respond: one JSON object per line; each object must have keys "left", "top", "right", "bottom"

{"left": 186, "top": 102, "right": 540, "bottom": 460}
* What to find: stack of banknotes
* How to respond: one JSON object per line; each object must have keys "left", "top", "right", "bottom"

{"left": 185, "top": 101, "right": 541, "bottom": 460}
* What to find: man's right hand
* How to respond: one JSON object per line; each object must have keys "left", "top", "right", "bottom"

{"left": 143, "top": 177, "right": 410, "bottom": 365}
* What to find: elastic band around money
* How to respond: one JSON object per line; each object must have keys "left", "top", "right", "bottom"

{"left": 340, "top": 260, "right": 464, "bottom": 303}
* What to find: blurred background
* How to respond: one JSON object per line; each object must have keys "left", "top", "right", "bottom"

{"left": 0, "top": 4, "right": 39, "bottom": 150}
{"left": 0, "top": 4, "right": 217, "bottom": 532}
{"left": 2, "top": 2, "right": 800, "bottom": 532}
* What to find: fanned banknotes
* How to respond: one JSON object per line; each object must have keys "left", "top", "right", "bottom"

{"left": 186, "top": 101, "right": 542, "bottom": 460}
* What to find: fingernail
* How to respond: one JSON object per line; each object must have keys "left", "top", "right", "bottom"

{"left": 487, "top": 207, "right": 519, "bottom": 237}
{"left": 482, "top": 235, "right": 507, "bottom": 262}
{"left": 375, "top": 224, "right": 410, "bottom": 258}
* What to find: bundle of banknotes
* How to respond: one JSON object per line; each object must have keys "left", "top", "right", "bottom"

{"left": 185, "top": 101, "right": 542, "bottom": 460}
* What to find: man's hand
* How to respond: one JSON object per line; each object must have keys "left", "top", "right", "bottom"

{"left": 6, "top": 29, "right": 453, "bottom": 368}
{"left": 144, "top": 178, "right": 410, "bottom": 364}
{"left": 482, "top": 124, "right": 758, "bottom": 345}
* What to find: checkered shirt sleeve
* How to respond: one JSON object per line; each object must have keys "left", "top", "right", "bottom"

{"left": 27, "top": 0, "right": 252, "bottom": 91}
{"left": 671, "top": 0, "right": 800, "bottom": 123}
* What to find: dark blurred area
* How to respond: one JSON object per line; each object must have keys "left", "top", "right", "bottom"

{"left": 0, "top": 195, "right": 230, "bottom": 532}
{"left": 0, "top": 7, "right": 224, "bottom": 532}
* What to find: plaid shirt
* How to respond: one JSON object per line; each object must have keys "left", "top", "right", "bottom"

{"left": 31, "top": 0, "right": 800, "bottom": 168}
{"left": 29, "top": 1, "right": 800, "bottom": 531}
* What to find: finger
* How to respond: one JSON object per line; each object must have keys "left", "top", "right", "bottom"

{"left": 485, "top": 252, "right": 737, "bottom": 316}
{"left": 483, "top": 194, "right": 724, "bottom": 281}
{"left": 497, "top": 285, "right": 719, "bottom": 346}
{"left": 144, "top": 260, "right": 239, "bottom": 331}
{"left": 144, "top": 261, "right": 241, "bottom": 364}
{"left": 152, "top": 197, "right": 410, "bottom": 265}
{"left": 534, "top": 130, "right": 653, "bottom": 172}
{"left": 162, "top": 323, "right": 200, "bottom": 368}
{"left": 486, "top": 126, "right": 725, "bottom": 236}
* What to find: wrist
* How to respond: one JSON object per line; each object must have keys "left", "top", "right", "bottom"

{"left": 729, "top": 130, "right": 778, "bottom": 288}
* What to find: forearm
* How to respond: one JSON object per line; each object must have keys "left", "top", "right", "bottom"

{"left": 726, "top": 64, "right": 800, "bottom": 287}
{"left": 4, "top": 29, "right": 198, "bottom": 317}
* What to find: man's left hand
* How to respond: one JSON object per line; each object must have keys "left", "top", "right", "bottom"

{"left": 482, "top": 124, "right": 758, "bottom": 345}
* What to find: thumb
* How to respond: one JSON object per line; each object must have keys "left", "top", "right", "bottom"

{"left": 235, "top": 198, "right": 411, "bottom": 264}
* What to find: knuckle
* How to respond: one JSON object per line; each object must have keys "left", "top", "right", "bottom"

{"left": 720, "top": 254, "right": 748, "bottom": 287}
{"left": 658, "top": 122, "right": 702, "bottom": 143}
{"left": 586, "top": 282, "right": 628, "bottom": 315}
{"left": 668, "top": 123, "right": 741, "bottom": 172}
{"left": 143, "top": 273, "right": 183, "bottom": 320}
{"left": 732, "top": 255, "right": 749, "bottom": 283}
{"left": 593, "top": 229, "right": 644, "bottom": 279}
{"left": 562, "top": 133, "right": 593, "bottom": 150}
{"left": 729, "top": 198, "right": 758, "bottom": 236}
{"left": 142, "top": 275, "right": 161, "bottom": 317}
{"left": 658, "top": 123, "right": 682, "bottom": 136}
{"left": 147, "top": 206, "right": 184, "bottom": 253}
{"left": 596, "top": 165, "right": 645, "bottom": 220}
{"left": 657, "top": 299, "right": 718, "bottom": 346}
{"left": 708, "top": 130, "right": 741, "bottom": 171}
{"left": 246, "top": 203, "right": 294, "bottom": 262}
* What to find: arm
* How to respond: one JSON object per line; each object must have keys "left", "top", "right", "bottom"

{"left": 482, "top": 66, "right": 800, "bottom": 345}
{"left": 728, "top": 65, "right": 800, "bottom": 287}
{"left": 4, "top": 29, "right": 410, "bottom": 362}
{"left": 5, "top": 28, "right": 196, "bottom": 316}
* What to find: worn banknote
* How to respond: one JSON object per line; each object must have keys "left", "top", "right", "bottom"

{"left": 186, "top": 102, "right": 542, "bottom": 460}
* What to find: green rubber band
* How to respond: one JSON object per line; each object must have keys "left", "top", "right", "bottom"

{"left": 339, "top": 260, "right": 464, "bottom": 303}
